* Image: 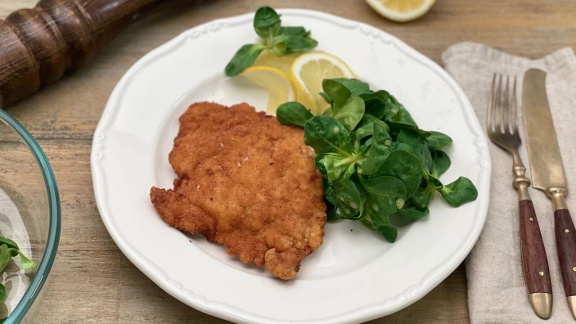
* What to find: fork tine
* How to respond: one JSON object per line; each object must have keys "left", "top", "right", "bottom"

{"left": 486, "top": 73, "right": 521, "bottom": 152}
{"left": 501, "top": 75, "right": 518, "bottom": 135}
{"left": 511, "top": 76, "right": 518, "bottom": 134}
{"left": 487, "top": 74, "right": 496, "bottom": 132}
{"left": 503, "top": 74, "right": 511, "bottom": 133}
{"left": 488, "top": 73, "right": 501, "bottom": 132}
{"left": 488, "top": 73, "right": 518, "bottom": 136}
{"left": 494, "top": 73, "right": 503, "bottom": 133}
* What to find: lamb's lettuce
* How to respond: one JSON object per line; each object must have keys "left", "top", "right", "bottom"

{"left": 277, "top": 78, "right": 478, "bottom": 242}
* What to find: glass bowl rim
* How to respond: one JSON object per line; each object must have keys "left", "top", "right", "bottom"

{"left": 0, "top": 109, "right": 61, "bottom": 323}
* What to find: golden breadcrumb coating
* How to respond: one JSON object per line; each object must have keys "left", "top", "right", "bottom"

{"left": 150, "top": 102, "right": 326, "bottom": 280}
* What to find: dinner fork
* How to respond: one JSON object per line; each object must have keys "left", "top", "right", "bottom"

{"left": 487, "top": 74, "right": 553, "bottom": 319}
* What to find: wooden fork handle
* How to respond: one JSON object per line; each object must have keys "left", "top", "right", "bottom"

{"left": 512, "top": 159, "right": 553, "bottom": 317}
{"left": 519, "top": 199, "right": 553, "bottom": 318}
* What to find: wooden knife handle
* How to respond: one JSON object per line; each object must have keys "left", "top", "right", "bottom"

{"left": 0, "top": 0, "right": 204, "bottom": 106}
{"left": 554, "top": 208, "right": 576, "bottom": 297}
{"left": 520, "top": 199, "right": 553, "bottom": 294}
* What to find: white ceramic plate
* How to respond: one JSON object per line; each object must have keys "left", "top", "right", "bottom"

{"left": 91, "top": 9, "right": 490, "bottom": 324}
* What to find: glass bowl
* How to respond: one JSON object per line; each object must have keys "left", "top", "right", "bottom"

{"left": 0, "top": 109, "right": 60, "bottom": 323}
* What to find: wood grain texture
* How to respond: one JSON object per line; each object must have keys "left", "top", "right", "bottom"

{"left": 519, "top": 200, "right": 552, "bottom": 294}
{"left": 1, "top": 0, "right": 575, "bottom": 323}
{"left": 554, "top": 209, "right": 576, "bottom": 297}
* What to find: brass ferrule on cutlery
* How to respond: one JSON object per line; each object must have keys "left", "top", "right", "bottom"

{"left": 511, "top": 152, "right": 531, "bottom": 201}
{"left": 547, "top": 187, "right": 569, "bottom": 211}
{"left": 529, "top": 293, "right": 554, "bottom": 320}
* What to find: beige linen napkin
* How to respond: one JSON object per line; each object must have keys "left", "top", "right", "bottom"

{"left": 442, "top": 42, "right": 576, "bottom": 323}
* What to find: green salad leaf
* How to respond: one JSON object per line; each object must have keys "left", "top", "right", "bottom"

{"left": 277, "top": 78, "right": 478, "bottom": 242}
{"left": 276, "top": 102, "right": 313, "bottom": 128}
{"left": 0, "top": 235, "right": 37, "bottom": 307}
{"left": 224, "top": 7, "right": 318, "bottom": 76}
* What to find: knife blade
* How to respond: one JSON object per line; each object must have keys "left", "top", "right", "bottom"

{"left": 523, "top": 68, "right": 576, "bottom": 319}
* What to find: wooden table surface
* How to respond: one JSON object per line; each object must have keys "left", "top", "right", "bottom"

{"left": 1, "top": 0, "right": 574, "bottom": 323}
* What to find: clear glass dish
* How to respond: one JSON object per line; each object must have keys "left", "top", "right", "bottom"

{"left": 0, "top": 109, "right": 60, "bottom": 323}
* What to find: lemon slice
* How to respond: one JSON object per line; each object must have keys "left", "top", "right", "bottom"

{"left": 253, "top": 51, "right": 301, "bottom": 75}
{"left": 289, "top": 51, "right": 355, "bottom": 115}
{"left": 365, "top": 0, "right": 436, "bottom": 22}
{"left": 240, "top": 66, "right": 295, "bottom": 115}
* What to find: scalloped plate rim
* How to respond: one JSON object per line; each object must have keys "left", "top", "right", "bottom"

{"left": 91, "top": 8, "right": 490, "bottom": 324}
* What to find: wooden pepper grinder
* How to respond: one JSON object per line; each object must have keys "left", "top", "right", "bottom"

{"left": 0, "top": 0, "right": 204, "bottom": 106}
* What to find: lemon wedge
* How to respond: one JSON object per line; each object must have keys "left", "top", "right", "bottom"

{"left": 240, "top": 66, "right": 295, "bottom": 115}
{"left": 289, "top": 51, "right": 355, "bottom": 115}
{"left": 365, "top": 0, "right": 436, "bottom": 22}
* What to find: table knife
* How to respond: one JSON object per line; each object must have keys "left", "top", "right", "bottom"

{"left": 522, "top": 68, "right": 576, "bottom": 319}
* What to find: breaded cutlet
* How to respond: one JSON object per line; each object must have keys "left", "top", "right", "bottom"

{"left": 150, "top": 101, "right": 326, "bottom": 280}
